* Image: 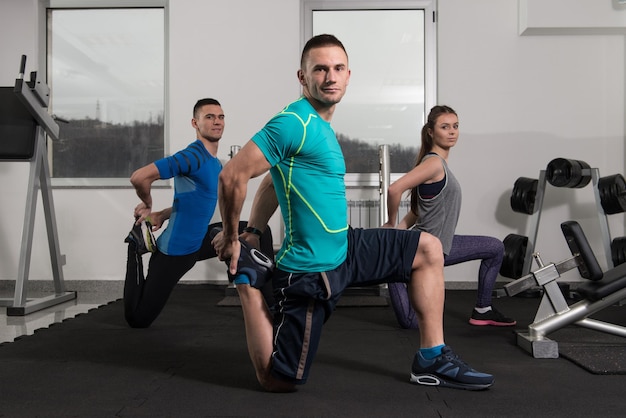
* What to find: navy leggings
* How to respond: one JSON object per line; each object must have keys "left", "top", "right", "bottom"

{"left": 388, "top": 234, "right": 504, "bottom": 329}
{"left": 124, "top": 221, "right": 273, "bottom": 328}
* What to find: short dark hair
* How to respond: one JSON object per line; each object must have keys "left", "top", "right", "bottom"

{"left": 300, "top": 34, "right": 348, "bottom": 68}
{"left": 193, "top": 98, "right": 221, "bottom": 118}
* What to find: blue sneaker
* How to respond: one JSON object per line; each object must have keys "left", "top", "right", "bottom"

{"left": 124, "top": 219, "right": 157, "bottom": 255}
{"left": 410, "top": 345, "right": 494, "bottom": 390}
{"left": 209, "top": 227, "right": 274, "bottom": 288}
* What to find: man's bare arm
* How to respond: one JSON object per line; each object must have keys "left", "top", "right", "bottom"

{"left": 247, "top": 174, "right": 278, "bottom": 230}
{"left": 216, "top": 141, "right": 271, "bottom": 272}
{"left": 129, "top": 163, "right": 161, "bottom": 223}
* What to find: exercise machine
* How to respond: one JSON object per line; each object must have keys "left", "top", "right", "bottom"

{"left": 504, "top": 220, "right": 626, "bottom": 358}
{"left": 0, "top": 55, "right": 76, "bottom": 315}
{"left": 501, "top": 158, "right": 618, "bottom": 281}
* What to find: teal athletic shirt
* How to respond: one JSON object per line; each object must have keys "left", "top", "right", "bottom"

{"left": 154, "top": 139, "right": 222, "bottom": 256}
{"left": 252, "top": 97, "right": 349, "bottom": 273}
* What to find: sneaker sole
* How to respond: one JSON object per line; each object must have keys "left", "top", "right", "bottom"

{"left": 209, "top": 227, "right": 273, "bottom": 288}
{"left": 469, "top": 318, "right": 517, "bottom": 326}
{"left": 125, "top": 228, "right": 149, "bottom": 255}
{"left": 410, "top": 372, "right": 493, "bottom": 391}
{"left": 140, "top": 222, "right": 157, "bottom": 253}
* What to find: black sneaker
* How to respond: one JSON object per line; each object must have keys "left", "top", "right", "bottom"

{"left": 410, "top": 345, "right": 494, "bottom": 390}
{"left": 124, "top": 219, "right": 157, "bottom": 255}
{"left": 209, "top": 227, "right": 274, "bottom": 288}
{"left": 469, "top": 307, "right": 516, "bottom": 326}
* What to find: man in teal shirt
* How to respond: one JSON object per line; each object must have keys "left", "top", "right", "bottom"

{"left": 252, "top": 96, "right": 348, "bottom": 272}
{"left": 212, "top": 35, "right": 494, "bottom": 392}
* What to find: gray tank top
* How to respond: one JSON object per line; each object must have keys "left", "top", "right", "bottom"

{"left": 414, "top": 153, "right": 462, "bottom": 255}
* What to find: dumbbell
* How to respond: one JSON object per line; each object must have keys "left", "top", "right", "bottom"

{"left": 546, "top": 158, "right": 591, "bottom": 188}
{"left": 510, "top": 177, "right": 538, "bottom": 215}
{"left": 500, "top": 233, "right": 528, "bottom": 279}
{"left": 611, "top": 236, "right": 626, "bottom": 267}
{"left": 598, "top": 174, "right": 626, "bottom": 215}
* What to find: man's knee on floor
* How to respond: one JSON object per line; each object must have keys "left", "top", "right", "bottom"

{"left": 124, "top": 313, "right": 154, "bottom": 329}
{"left": 258, "top": 370, "right": 297, "bottom": 393}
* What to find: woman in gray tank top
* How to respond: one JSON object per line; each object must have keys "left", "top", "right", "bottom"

{"left": 383, "top": 105, "right": 515, "bottom": 328}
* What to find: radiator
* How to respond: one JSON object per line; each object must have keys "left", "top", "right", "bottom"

{"left": 347, "top": 200, "right": 410, "bottom": 228}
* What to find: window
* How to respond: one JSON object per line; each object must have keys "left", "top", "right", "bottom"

{"left": 303, "top": 0, "right": 437, "bottom": 176}
{"left": 46, "top": 1, "right": 165, "bottom": 186}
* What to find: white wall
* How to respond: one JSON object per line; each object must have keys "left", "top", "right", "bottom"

{"left": 438, "top": 0, "right": 625, "bottom": 281}
{"left": 0, "top": 0, "right": 624, "bottom": 288}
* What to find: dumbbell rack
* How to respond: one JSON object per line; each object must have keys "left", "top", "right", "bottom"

{"left": 516, "top": 168, "right": 613, "bottom": 280}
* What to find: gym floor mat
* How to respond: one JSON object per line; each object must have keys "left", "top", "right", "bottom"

{"left": 559, "top": 344, "right": 626, "bottom": 374}
{"left": 551, "top": 324, "right": 626, "bottom": 375}
{"left": 1, "top": 286, "right": 625, "bottom": 417}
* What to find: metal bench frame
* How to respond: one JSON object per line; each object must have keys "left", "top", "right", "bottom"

{"left": 504, "top": 221, "right": 626, "bottom": 358}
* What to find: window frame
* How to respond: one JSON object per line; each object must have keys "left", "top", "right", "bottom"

{"left": 301, "top": 0, "right": 438, "bottom": 186}
{"left": 40, "top": 0, "right": 168, "bottom": 188}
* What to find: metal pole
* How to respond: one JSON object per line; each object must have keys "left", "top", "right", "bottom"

{"left": 590, "top": 168, "right": 613, "bottom": 268}
{"left": 229, "top": 145, "right": 241, "bottom": 159}
{"left": 522, "top": 170, "right": 547, "bottom": 276}
{"left": 379, "top": 144, "right": 390, "bottom": 226}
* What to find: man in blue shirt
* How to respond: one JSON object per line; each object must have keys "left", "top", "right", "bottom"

{"left": 212, "top": 35, "right": 494, "bottom": 392}
{"left": 124, "top": 98, "right": 240, "bottom": 328}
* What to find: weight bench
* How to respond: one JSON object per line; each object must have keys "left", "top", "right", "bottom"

{"left": 504, "top": 220, "right": 626, "bottom": 358}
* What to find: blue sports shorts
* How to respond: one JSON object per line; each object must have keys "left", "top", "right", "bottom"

{"left": 269, "top": 226, "right": 421, "bottom": 384}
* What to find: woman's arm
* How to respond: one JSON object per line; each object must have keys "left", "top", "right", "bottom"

{"left": 384, "top": 157, "right": 444, "bottom": 226}
{"left": 397, "top": 210, "right": 418, "bottom": 230}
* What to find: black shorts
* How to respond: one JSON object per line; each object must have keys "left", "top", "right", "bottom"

{"left": 270, "top": 226, "right": 421, "bottom": 384}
